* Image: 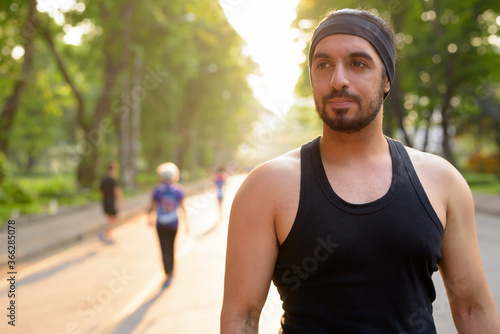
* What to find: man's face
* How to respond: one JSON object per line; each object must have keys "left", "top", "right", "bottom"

{"left": 310, "top": 34, "right": 390, "bottom": 133}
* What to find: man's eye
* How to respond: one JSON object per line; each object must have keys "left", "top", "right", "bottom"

{"left": 317, "top": 62, "right": 330, "bottom": 69}
{"left": 351, "top": 60, "right": 365, "bottom": 68}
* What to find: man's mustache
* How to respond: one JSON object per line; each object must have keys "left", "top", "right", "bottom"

{"left": 322, "top": 89, "right": 361, "bottom": 103}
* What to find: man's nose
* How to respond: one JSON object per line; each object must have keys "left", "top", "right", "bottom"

{"left": 330, "top": 65, "right": 349, "bottom": 91}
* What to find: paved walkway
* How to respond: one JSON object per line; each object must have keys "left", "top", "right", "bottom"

{"left": 0, "top": 183, "right": 498, "bottom": 268}
{"left": 0, "top": 179, "right": 215, "bottom": 267}
{"left": 473, "top": 192, "right": 500, "bottom": 217}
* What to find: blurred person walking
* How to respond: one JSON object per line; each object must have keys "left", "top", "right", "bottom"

{"left": 214, "top": 166, "right": 228, "bottom": 222}
{"left": 148, "top": 162, "right": 189, "bottom": 288}
{"left": 99, "top": 161, "right": 122, "bottom": 245}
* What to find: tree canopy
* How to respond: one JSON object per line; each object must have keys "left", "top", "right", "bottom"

{"left": 0, "top": 0, "right": 263, "bottom": 189}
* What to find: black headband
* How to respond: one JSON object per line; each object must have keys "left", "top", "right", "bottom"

{"left": 309, "top": 13, "right": 395, "bottom": 86}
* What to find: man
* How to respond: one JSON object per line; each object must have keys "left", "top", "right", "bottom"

{"left": 221, "top": 8, "right": 500, "bottom": 333}
{"left": 99, "top": 162, "right": 122, "bottom": 245}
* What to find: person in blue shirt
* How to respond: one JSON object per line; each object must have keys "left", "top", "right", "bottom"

{"left": 213, "top": 166, "right": 228, "bottom": 222}
{"left": 148, "top": 162, "right": 189, "bottom": 287}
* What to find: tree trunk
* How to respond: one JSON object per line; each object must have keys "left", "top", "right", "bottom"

{"left": 383, "top": 105, "right": 394, "bottom": 138}
{"left": 42, "top": 28, "right": 86, "bottom": 131}
{"left": 439, "top": 58, "right": 458, "bottom": 165}
{"left": 422, "top": 112, "right": 433, "bottom": 152}
{"left": 388, "top": 7, "right": 412, "bottom": 147}
{"left": 495, "top": 122, "right": 500, "bottom": 152}
{"left": 43, "top": 1, "right": 136, "bottom": 188}
{"left": 0, "top": 0, "right": 37, "bottom": 155}
{"left": 74, "top": 1, "right": 136, "bottom": 188}
{"left": 440, "top": 96, "right": 455, "bottom": 165}
{"left": 26, "top": 153, "right": 37, "bottom": 174}
{"left": 129, "top": 56, "right": 143, "bottom": 189}
{"left": 441, "top": 108, "right": 454, "bottom": 165}
{"left": 389, "top": 75, "right": 413, "bottom": 147}
{"left": 77, "top": 145, "right": 99, "bottom": 188}
{"left": 76, "top": 67, "right": 124, "bottom": 187}
{"left": 120, "top": 87, "right": 131, "bottom": 189}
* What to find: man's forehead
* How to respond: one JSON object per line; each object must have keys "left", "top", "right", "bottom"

{"left": 308, "top": 12, "right": 395, "bottom": 86}
{"left": 313, "top": 34, "right": 380, "bottom": 59}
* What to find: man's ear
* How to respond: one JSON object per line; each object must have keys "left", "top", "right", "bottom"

{"left": 384, "top": 76, "right": 391, "bottom": 94}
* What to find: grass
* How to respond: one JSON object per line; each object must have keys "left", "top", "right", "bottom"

{"left": 0, "top": 173, "right": 102, "bottom": 227}
{"left": 0, "top": 172, "right": 159, "bottom": 226}
{"left": 462, "top": 171, "right": 500, "bottom": 195}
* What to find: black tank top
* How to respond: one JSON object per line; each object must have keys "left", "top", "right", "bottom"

{"left": 272, "top": 137, "right": 444, "bottom": 333}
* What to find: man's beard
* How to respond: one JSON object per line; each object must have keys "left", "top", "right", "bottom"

{"left": 314, "top": 83, "right": 385, "bottom": 134}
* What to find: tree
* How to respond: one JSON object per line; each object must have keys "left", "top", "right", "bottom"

{"left": 402, "top": 0, "right": 500, "bottom": 164}
{"left": 0, "top": 0, "right": 263, "bottom": 191}
{"left": 9, "top": 62, "right": 73, "bottom": 173}
{"left": 39, "top": 0, "right": 139, "bottom": 187}
{"left": 138, "top": 0, "right": 260, "bottom": 174}
{"left": 458, "top": 92, "right": 500, "bottom": 153}
{"left": 0, "top": 0, "right": 37, "bottom": 157}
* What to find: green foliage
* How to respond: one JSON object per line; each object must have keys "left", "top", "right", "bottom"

{"left": 463, "top": 172, "right": 500, "bottom": 194}
{"left": 0, "top": 152, "right": 39, "bottom": 222}
{"left": 34, "top": 176, "right": 76, "bottom": 198}
{"left": 0, "top": 179, "right": 37, "bottom": 204}
{"left": 0, "top": 0, "right": 263, "bottom": 214}
{"left": 9, "top": 57, "right": 73, "bottom": 172}
{"left": 137, "top": 0, "right": 261, "bottom": 171}
{"left": 0, "top": 164, "right": 36, "bottom": 206}
{"left": 0, "top": 0, "right": 25, "bottom": 84}
{"left": 0, "top": 151, "right": 9, "bottom": 182}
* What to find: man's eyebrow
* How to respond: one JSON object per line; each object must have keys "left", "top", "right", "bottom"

{"left": 312, "top": 52, "right": 331, "bottom": 61}
{"left": 312, "top": 51, "right": 376, "bottom": 62}
{"left": 349, "top": 51, "right": 375, "bottom": 62}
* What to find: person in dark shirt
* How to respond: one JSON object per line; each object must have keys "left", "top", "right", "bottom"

{"left": 99, "top": 162, "right": 122, "bottom": 245}
{"left": 221, "top": 8, "right": 500, "bottom": 333}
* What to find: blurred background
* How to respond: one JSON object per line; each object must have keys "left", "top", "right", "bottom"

{"left": 0, "top": 1, "right": 499, "bottom": 333}
{"left": 0, "top": 0, "right": 499, "bottom": 223}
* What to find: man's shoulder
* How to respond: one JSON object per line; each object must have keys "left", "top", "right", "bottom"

{"left": 251, "top": 147, "right": 301, "bottom": 180}
{"left": 404, "top": 146, "right": 468, "bottom": 191}
{"left": 404, "top": 146, "right": 457, "bottom": 174}
{"left": 236, "top": 147, "right": 302, "bottom": 198}
{"left": 231, "top": 147, "right": 302, "bottom": 227}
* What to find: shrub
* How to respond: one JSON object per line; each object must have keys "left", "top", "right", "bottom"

{"left": 0, "top": 180, "right": 37, "bottom": 204}
{"left": 37, "top": 176, "right": 76, "bottom": 198}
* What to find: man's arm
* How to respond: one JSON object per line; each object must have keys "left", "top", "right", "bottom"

{"left": 221, "top": 165, "right": 282, "bottom": 334}
{"left": 438, "top": 165, "right": 500, "bottom": 332}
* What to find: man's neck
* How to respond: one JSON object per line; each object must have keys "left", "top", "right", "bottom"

{"left": 319, "top": 120, "right": 388, "bottom": 166}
